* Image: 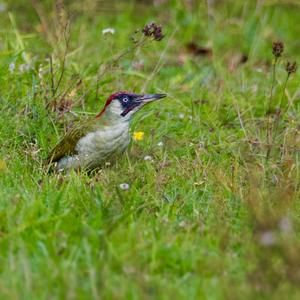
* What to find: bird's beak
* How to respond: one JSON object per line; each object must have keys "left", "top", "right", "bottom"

{"left": 135, "top": 93, "right": 167, "bottom": 104}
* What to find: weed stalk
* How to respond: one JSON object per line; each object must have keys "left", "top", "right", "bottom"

{"left": 265, "top": 41, "right": 284, "bottom": 162}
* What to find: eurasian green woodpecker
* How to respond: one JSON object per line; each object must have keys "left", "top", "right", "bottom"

{"left": 47, "top": 91, "right": 167, "bottom": 171}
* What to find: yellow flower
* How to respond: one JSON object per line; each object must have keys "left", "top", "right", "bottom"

{"left": 133, "top": 131, "right": 145, "bottom": 141}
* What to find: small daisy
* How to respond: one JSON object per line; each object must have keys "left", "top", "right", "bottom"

{"left": 119, "top": 183, "right": 130, "bottom": 190}
{"left": 102, "top": 28, "right": 115, "bottom": 35}
{"left": 144, "top": 155, "right": 153, "bottom": 161}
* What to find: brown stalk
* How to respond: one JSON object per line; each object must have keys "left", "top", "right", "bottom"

{"left": 270, "top": 73, "right": 290, "bottom": 151}
{"left": 49, "top": 55, "right": 55, "bottom": 97}
{"left": 265, "top": 41, "right": 284, "bottom": 161}
{"left": 265, "top": 56, "right": 279, "bottom": 161}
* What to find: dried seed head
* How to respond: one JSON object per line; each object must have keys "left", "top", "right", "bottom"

{"left": 142, "top": 23, "right": 155, "bottom": 37}
{"left": 142, "top": 22, "right": 164, "bottom": 41}
{"left": 154, "top": 25, "right": 164, "bottom": 41}
{"left": 285, "top": 61, "right": 297, "bottom": 75}
{"left": 272, "top": 41, "right": 284, "bottom": 58}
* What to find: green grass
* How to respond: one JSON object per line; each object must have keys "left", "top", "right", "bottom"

{"left": 1, "top": 0, "right": 300, "bottom": 299}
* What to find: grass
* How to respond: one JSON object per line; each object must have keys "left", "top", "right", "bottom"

{"left": 0, "top": 0, "right": 300, "bottom": 299}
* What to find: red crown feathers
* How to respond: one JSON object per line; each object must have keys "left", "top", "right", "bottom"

{"left": 96, "top": 91, "right": 131, "bottom": 119}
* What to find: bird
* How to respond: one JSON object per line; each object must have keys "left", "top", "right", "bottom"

{"left": 46, "top": 91, "right": 167, "bottom": 171}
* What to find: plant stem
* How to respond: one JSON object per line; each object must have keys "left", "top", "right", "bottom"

{"left": 49, "top": 55, "right": 55, "bottom": 97}
{"left": 271, "top": 73, "right": 290, "bottom": 149}
{"left": 265, "top": 56, "right": 278, "bottom": 161}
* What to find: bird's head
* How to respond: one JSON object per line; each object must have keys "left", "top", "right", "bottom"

{"left": 96, "top": 91, "right": 167, "bottom": 120}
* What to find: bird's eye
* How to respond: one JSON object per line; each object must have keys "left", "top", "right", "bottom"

{"left": 123, "top": 97, "right": 129, "bottom": 103}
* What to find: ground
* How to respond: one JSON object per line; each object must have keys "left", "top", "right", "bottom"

{"left": 0, "top": 0, "right": 300, "bottom": 299}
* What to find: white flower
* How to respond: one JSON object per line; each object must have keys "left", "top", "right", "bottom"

{"left": 178, "top": 113, "right": 185, "bottom": 119}
{"left": 144, "top": 155, "right": 153, "bottom": 161}
{"left": 102, "top": 28, "right": 115, "bottom": 35}
{"left": 9, "top": 62, "right": 15, "bottom": 73}
{"left": 119, "top": 183, "right": 130, "bottom": 190}
{"left": 157, "top": 141, "right": 164, "bottom": 147}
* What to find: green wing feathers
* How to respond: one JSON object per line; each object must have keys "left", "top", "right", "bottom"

{"left": 46, "top": 120, "right": 96, "bottom": 164}
{"left": 46, "top": 133, "right": 79, "bottom": 163}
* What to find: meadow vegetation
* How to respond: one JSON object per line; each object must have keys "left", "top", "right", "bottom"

{"left": 0, "top": 0, "right": 300, "bottom": 299}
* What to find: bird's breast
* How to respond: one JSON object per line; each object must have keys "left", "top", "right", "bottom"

{"left": 75, "top": 122, "right": 130, "bottom": 158}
